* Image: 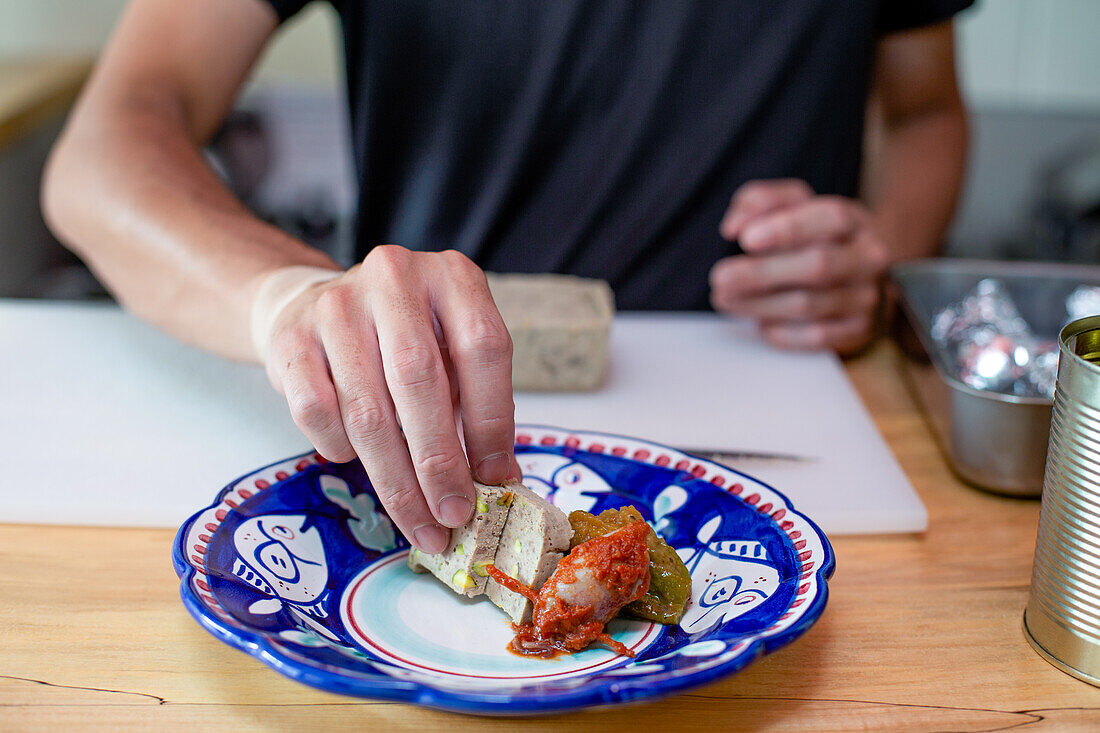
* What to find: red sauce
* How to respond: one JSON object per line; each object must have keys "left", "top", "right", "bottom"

{"left": 488, "top": 522, "right": 651, "bottom": 658}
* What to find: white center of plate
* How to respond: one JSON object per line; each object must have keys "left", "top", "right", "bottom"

{"left": 340, "top": 551, "right": 659, "bottom": 682}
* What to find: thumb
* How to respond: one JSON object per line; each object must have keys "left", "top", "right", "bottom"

{"left": 720, "top": 178, "right": 814, "bottom": 241}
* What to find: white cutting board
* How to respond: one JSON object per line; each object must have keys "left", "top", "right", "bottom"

{"left": 0, "top": 300, "right": 925, "bottom": 534}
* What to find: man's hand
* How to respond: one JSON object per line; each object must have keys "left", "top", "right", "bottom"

{"left": 251, "top": 246, "right": 519, "bottom": 554}
{"left": 709, "top": 179, "right": 890, "bottom": 354}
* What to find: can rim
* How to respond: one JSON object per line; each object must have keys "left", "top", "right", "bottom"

{"left": 1060, "top": 316, "right": 1100, "bottom": 376}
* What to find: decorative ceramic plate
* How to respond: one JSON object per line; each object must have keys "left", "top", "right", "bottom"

{"left": 173, "top": 426, "right": 834, "bottom": 714}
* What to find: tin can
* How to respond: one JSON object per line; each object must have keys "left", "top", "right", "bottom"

{"left": 1024, "top": 315, "right": 1100, "bottom": 685}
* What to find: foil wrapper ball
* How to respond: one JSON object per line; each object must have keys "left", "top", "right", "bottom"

{"left": 931, "top": 279, "right": 1065, "bottom": 399}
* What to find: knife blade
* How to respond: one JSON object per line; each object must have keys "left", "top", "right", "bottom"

{"left": 675, "top": 447, "right": 813, "bottom": 464}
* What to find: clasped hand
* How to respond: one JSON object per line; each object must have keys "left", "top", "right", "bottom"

{"left": 710, "top": 179, "right": 889, "bottom": 354}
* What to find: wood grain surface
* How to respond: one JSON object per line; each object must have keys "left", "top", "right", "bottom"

{"left": 3, "top": 342, "right": 1099, "bottom": 731}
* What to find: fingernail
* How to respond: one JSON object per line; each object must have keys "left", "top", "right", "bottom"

{"left": 438, "top": 494, "right": 474, "bottom": 526}
{"left": 413, "top": 524, "right": 449, "bottom": 554}
{"left": 474, "top": 452, "right": 509, "bottom": 483}
{"left": 506, "top": 456, "right": 523, "bottom": 482}
{"left": 741, "top": 222, "right": 774, "bottom": 248}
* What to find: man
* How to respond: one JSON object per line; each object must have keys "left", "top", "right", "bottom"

{"left": 42, "top": 0, "right": 970, "bottom": 554}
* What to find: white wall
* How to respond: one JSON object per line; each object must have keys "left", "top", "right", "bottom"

{"left": 957, "top": 0, "right": 1100, "bottom": 111}
{"left": 1, "top": 1, "right": 1098, "bottom": 110}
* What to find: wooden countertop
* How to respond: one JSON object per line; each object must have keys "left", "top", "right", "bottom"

{"left": 0, "top": 57, "right": 91, "bottom": 150}
{"left": 2, "top": 341, "right": 1098, "bottom": 731}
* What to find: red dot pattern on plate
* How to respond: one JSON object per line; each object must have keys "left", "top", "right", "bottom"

{"left": 189, "top": 438, "right": 824, "bottom": 640}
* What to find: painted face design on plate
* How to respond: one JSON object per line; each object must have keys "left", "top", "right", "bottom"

{"left": 519, "top": 453, "right": 607, "bottom": 513}
{"left": 675, "top": 514, "right": 782, "bottom": 634}
{"left": 233, "top": 514, "right": 329, "bottom": 607}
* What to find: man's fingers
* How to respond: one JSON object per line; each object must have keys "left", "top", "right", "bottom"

{"left": 276, "top": 341, "right": 357, "bottom": 463}
{"left": 317, "top": 286, "right": 450, "bottom": 554}
{"left": 368, "top": 251, "right": 475, "bottom": 531}
{"left": 710, "top": 243, "right": 861, "bottom": 299}
{"left": 761, "top": 313, "right": 875, "bottom": 353}
{"left": 720, "top": 179, "right": 814, "bottom": 241}
{"left": 739, "top": 196, "right": 861, "bottom": 252}
{"left": 431, "top": 251, "right": 516, "bottom": 486}
{"left": 713, "top": 282, "right": 879, "bottom": 321}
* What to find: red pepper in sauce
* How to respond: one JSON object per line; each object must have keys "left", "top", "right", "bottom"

{"left": 487, "top": 521, "right": 651, "bottom": 658}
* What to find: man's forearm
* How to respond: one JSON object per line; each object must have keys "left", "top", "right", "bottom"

{"left": 43, "top": 93, "right": 339, "bottom": 362}
{"left": 868, "top": 100, "right": 968, "bottom": 263}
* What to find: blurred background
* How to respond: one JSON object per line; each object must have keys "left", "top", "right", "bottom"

{"left": 1, "top": 0, "right": 1098, "bottom": 299}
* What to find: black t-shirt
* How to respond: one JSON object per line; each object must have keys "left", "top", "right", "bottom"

{"left": 262, "top": 0, "right": 971, "bottom": 310}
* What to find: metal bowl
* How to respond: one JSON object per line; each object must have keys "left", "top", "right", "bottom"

{"left": 892, "top": 259, "right": 1100, "bottom": 497}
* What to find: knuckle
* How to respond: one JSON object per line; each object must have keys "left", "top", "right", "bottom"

{"left": 415, "top": 448, "right": 466, "bottom": 482}
{"left": 390, "top": 343, "right": 443, "bottom": 390}
{"left": 341, "top": 394, "right": 389, "bottom": 441}
{"left": 831, "top": 201, "right": 856, "bottom": 233}
{"left": 805, "top": 324, "right": 829, "bottom": 349}
{"left": 288, "top": 387, "right": 339, "bottom": 429}
{"left": 378, "top": 483, "right": 424, "bottom": 520}
{"left": 866, "top": 240, "right": 890, "bottom": 273}
{"left": 269, "top": 326, "right": 312, "bottom": 360}
{"left": 808, "top": 249, "right": 832, "bottom": 282}
{"left": 455, "top": 314, "right": 512, "bottom": 363}
{"left": 364, "top": 244, "right": 413, "bottom": 280}
{"left": 791, "top": 290, "right": 816, "bottom": 318}
{"left": 315, "top": 284, "right": 355, "bottom": 321}
{"left": 440, "top": 248, "right": 477, "bottom": 275}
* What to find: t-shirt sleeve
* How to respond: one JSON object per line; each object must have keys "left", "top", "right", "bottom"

{"left": 258, "top": 0, "right": 313, "bottom": 23}
{"left": 877, "top": 0, "right": 975, "bottom": 34}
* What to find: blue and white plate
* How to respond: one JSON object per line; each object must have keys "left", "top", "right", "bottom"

{"left": 173, "top": 426, "right": 834, "bottom": 714}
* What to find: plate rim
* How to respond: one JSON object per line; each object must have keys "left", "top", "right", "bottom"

{"left": 173, "top": 424, "right": 836, "bottom": 714}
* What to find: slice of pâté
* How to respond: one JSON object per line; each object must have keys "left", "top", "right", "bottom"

{"left": 407, "top": 482, "right": 512, "bottom": 597}
{"left": 485, "top": 483, "right": 573, "bottom": 623}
